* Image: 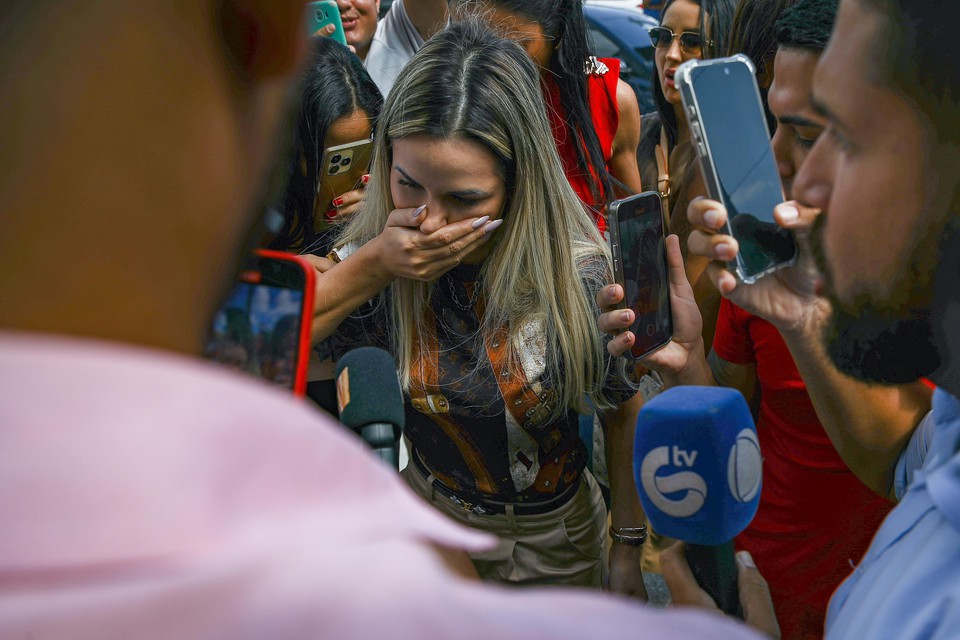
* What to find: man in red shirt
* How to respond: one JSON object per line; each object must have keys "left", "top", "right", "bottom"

{"left": 598, "top": 0, "right": 932, "bottom": 636}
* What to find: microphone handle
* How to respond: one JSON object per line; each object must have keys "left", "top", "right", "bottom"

{"left": 685, "top": 540, "right": 742, "bottom": 618}
{"left": 356, "top": 422, "right": 400, "bottom": 468}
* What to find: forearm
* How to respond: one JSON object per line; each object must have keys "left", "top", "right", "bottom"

{"left": 780, "top": 299, "right": 932, "bottom": 498}
{"left": 603, "top": 391, "right": 647, "bottom": 529}
{"left": 310, "top": 238, "right": 395, "bottom": 343}
{"left": 602, "top": 391, "right": 648, "bottom": 597}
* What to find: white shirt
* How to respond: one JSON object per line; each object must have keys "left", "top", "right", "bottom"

{"left": 364, "top": 0, "right": 424, "bottom": 96}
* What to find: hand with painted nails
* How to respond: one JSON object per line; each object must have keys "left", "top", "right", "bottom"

{"left": 686, "top": 197, "right": 824, "bottom": 335}
{"left": 372, "top": 204, "right": 501, "bottom": 282}
{"left": 662, "top": 542, "right": 781, "bottom": 639}
{"left": 319, "top": 176, "right": 371, "bottom": 229}
{"left": 597, "top": 235, "right": 711, "bottom": 385}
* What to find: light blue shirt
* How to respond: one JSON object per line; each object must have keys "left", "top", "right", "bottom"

{"left": 826, "top": 389, "right": 960, "bottom": 639}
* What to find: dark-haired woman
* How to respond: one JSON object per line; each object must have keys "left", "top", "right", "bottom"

{"left": 638, "top": 0, "right": 735, "bottom": 353}
{"left": 450, "top": 0, "right": 643, "bottom": 235}
{"left": 269, "top": 37, "right": 384, "bottom": 411}
{"left": 270, "top": 36, "right": 384, "bottom": 257}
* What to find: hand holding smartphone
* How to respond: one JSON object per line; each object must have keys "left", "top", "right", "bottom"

{"left": 316, "top": 138, "right": 373, "bottom": 232}
{"left": 676, "top": 54, "right": 797, "bottom": 284}
{"left": 608, "top": 192, "right": 673, "bottom": 360}
{"left": 306, "top": 0, "right": 347, "bottom": 45}
{"left": 206, "top": 249, "right": 316, "bottom": 396}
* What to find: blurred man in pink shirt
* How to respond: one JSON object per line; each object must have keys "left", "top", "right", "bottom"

{"left": 0, "top": 1, "right": 770, "bottom": 637}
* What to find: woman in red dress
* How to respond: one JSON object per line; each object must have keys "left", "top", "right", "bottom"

{"left": 450, "top": 0, "right": 644, "bottom": 234}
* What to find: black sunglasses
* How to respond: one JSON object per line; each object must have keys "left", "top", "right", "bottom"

{"left": 648, "top": 27, "right": 710, "bottom": 54}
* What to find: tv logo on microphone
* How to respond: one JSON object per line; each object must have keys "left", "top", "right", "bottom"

{"left": 640, "top": 429, "right": 761, "bottom": 519}
{"left": 634, "top": 386, "right": 763, "bottom": 545}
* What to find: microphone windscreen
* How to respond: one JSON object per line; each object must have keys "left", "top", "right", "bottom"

{"left": 335, "top": 347, "right": 405, "bottom": 431}
{"left": 633, "top": 386, "right": 761, "bottom": 546}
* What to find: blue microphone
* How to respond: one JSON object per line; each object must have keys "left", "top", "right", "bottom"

{"left": 633, "top": 385, "right": 762, "bottom": 616}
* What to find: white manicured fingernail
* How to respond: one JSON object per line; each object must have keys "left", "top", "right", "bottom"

{"left": 715, "top": 242, "right": 731, "bottom": 258}
{"left": 703, "top": 209, "right": 722, "bottom": 226}
{"left": 413, "top": 205, "right": 426, "bottom": 218}
{"left": 736, "top": 551, "right": 756, "bottom": 568}
{"left": 483, "top": 219, "right": 503, "bottom": 235}
{"left": 472, "top": 215, "right": 490, "bottom": 229}
{"left": 779, "top": 205, "right": 799, "bottom": 222}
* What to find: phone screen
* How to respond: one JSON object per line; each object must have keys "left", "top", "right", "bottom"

{"left": 689, "top": 59, "right": 796, "bottom": 280}
{"left": 206, "top": 255, "right": 309, "bottom": 393}
{"left": 611, "top": 193, "right": 672, "bottom": 359}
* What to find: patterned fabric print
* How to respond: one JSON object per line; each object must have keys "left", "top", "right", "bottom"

{"left": 328, "top": 258, "right": 637, "bottom": 504}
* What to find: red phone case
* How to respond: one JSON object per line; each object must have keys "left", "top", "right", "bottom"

{"left": 252, "top": 249, "right": 316, "bottom": 398}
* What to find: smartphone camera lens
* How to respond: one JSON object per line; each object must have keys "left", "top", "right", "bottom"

{"left": 316, "top": 10, "right": 324, "bottom": 19}
{"left": 340, "top": 157, "right": 351, "bottom": 167}
{"left": 330, "top": 154, "right": 342, "bottom": 164}
{"left": 329, "top": 165, "right": 340, "bottom": 175}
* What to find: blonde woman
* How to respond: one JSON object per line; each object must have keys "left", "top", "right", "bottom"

{"left": 313, "top": 19, "right": 648, "bottom": 598}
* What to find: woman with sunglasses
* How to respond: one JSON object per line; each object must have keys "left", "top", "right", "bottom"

{"left": 635, "top": 0, "right": 735, "bottom": 573}
{"left": 639, "top": 0, "right": 735, "bottom": 352}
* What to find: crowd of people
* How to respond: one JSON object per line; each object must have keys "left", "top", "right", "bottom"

{"left": 1, "top": 0, "right": 958, "bottom": 638}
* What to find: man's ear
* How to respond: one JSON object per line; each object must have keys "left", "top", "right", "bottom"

{"left": 218, "top": 0, "right": 307, "bottom": 81}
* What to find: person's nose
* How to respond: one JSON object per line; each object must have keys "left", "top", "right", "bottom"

{"left": 416, "top": 202, "right": 449, "bottom": 236}
{"left": 665, "top": 37, "right": 683, "bottom": 64}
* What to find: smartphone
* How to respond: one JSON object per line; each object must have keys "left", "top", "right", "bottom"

{"left": 205, "top": 249, "right": 316, "bottom": 396}
{"left": 306, "top": 0, "right": 347, "bottom": 45}
{"left": 315, "top": 138, "right": 373, "bottom": 231}
{"left": 676, "top": 54, "right": 797, "bottom": 284}
{"left": 608, "top": 192, "right": 673, "bottom": 360}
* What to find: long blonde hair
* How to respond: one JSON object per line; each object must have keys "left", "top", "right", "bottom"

{"left": 336, "top": 19, "right": 631, "bottom": 417}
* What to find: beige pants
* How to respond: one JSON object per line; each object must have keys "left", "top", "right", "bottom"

{"left": 403, "top": 463, "right": 608, "bottom": 588}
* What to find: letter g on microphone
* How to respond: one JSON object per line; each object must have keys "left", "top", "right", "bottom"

{"left": 640, "top": 446, "right": 708, "bottom": 517}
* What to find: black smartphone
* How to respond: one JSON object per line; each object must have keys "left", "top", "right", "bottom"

{"left": 608, "top": 192, "right": 672, "bottom": 359}
{"left": 205, "top": 250, "right": 316, "bottom": 396}
{"left": 676, "top": 54, "right": 797, "bottom": 284}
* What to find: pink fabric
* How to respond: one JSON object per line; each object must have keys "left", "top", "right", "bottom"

{"left": 0, "top": 332, "right": 760, "bottom": 639}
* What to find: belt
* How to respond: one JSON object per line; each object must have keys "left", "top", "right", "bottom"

{"left": 412, "top": 451, "right": 581, "bottom": 516}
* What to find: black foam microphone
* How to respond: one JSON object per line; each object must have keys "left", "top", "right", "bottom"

{"left": 335, "top": 347, "right": 405, "bottom": 468}
{"left": 634, "top": 386, "right": 762, "bottom": 617}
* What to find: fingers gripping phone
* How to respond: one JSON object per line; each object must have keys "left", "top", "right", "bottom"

{"left": 306, "top": 0, "right": 348, "bottom": 45}
{"left": 608, "top": 192, "right": 673, "bottom": 359}
{"left": 206, "top": 249, "right": 316, "bottom": 396}
{"left": 676, "top": 54, "right": 797, "bottom": 283}
{"left": 315, "top": 139, "right": 373, "bottom": 231}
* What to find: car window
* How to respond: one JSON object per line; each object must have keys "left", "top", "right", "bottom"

{"left": 587, "top": 27, "right": 624, "bottom": 62}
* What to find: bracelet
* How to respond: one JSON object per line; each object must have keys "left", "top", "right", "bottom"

{"left": 609, "top": 525, "right": 648, "bottom": 546}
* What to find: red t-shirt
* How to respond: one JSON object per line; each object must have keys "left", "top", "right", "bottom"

{"left": 543, "top": 58, "right": 620, "bottom": 235}
{"left": 713, "top": 298, "right": 892, "bottom": 640}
